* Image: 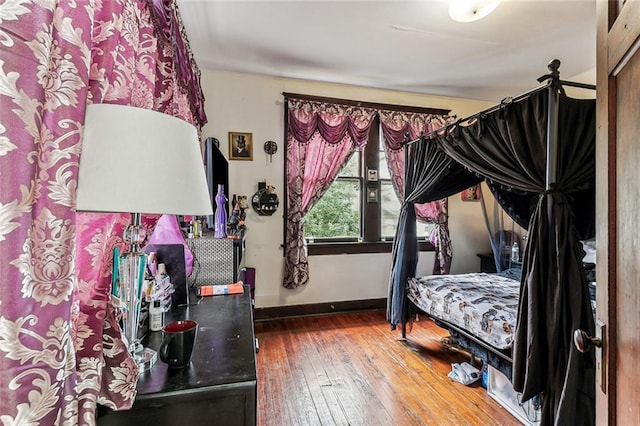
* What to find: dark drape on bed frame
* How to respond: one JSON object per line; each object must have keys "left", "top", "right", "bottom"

{"left": 486, "top": 173, "right": 595, "bottom": 240}
{"left": 387, "top": 138, "right": 481, "bottom": 328}
{"left": 430, "top": 88, "right": 596, "bottom": 425}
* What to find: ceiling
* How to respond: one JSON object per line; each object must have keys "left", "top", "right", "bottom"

{"left": 177, "top": 0, "right": 596, "bottom": 103}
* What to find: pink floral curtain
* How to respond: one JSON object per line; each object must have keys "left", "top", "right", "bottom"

{"left": 0, "top": 1, "right": 205, "bottom": 424}
{"left": 378, "top": 110, "right": 449, "bottom": 220}
{"left": 428, "top": 200, "right": 452, "bottom": 274}
{"left": 284, "top": 99, "right": 376, "bottom": 289}
{"left": 378, "top": 110, "right": 453, "bottom": 274}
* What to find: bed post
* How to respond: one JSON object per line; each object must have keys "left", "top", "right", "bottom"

{"left": 544, "top": 59, "right": 560, "bottom": 207}
{"left": 400, "top": 133, "right": 411, "bottom": 339}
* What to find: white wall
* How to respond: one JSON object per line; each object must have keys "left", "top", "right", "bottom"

{"left": 200, "top": 69, "right": 500, "bottom": 308}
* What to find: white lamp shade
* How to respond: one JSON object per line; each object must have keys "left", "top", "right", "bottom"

{"left": 76, "top": 104, "right": 213, "bottom": 216}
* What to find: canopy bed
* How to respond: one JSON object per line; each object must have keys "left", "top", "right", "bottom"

{"left": 387, "top": 60, "right": 596, "bottom": 425}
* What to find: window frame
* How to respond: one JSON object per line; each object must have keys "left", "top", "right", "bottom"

{"left": 283, "top": 93, "right": 449, "bottom": 256}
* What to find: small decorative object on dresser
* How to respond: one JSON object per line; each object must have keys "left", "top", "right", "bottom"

{"left": 214, "top": 184, "right": 228, "bottom": 238}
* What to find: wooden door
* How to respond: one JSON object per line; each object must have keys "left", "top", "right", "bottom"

{"left": 595, "top": 1, "right": 640, "bottom": 424}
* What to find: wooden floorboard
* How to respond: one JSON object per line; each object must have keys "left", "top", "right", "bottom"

{"left": 255, "top": 310, "right": 520, "bottom": 426}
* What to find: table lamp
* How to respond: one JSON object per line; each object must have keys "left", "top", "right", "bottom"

{"left": 76, "top": 103, "right": 213, "bottom": 370}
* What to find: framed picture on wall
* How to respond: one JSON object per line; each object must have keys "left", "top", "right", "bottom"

{"left": 367, "top": 187, "right": 379, "bottom": 203}
{"left": 229, "top": 131, "right": 253, "bottom": 161}
{"left": 461, "top": 184, "right": 481, "bottom": 201}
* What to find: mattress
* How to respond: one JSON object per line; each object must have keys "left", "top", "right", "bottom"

{"left": 407, "top": 273, "right": 520, "bottom": 350}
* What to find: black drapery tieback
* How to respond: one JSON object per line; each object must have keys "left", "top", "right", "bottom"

{"left": 541, "top": 186, "right": 562, "bottom": 197}
{"left": 401, "top": 200, "right": 415, "bottom": 209}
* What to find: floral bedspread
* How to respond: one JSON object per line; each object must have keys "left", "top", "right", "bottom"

{"left": 408, "top": 273, "right": 520, "bottom": 350}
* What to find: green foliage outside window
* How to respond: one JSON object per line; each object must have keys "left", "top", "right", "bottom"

{"left": 304, "top": 180, "right": 360, "bottom": 238}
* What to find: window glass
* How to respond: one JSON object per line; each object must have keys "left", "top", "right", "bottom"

{"left": 380, "top": 183, "right": 434, "bottom": 239}
{"left": 304, "top": 179, "right": 361, "bottom": 240}
{"left": 380, "top": 182, "right": 400, "bottom": 238}
{"left": 294, "top": 114, "right": 438, "bottom": 251}
{"left": 341, "top": 152, "right": 360, "bottom": 177}
{"left": 418, "top": 221, "right": 436, "bottom": 239}
{"left": 378, "top": 149, "right": 391, "bottom": 180}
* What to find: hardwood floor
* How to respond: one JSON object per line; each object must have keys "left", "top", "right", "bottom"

{"left": 255, "top": 310, "right": 520, "bottom": 426}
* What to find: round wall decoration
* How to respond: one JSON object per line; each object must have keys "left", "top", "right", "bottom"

{"left": 264, "top": 140, "right": 278, "bottom": 162}
{"left": 252, "top": 186, "right": 279, "bottom": 216}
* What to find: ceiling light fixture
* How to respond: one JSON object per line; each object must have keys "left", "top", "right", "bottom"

{"left": 449, "top": 0, "right": 501, "bottom": 23}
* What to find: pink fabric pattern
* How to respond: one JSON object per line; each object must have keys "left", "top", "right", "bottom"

{"left": 284, "top": 100, "right": 376, "bottom": 288}
{"left": 379, "top": 110, "right": 454, "bottom": 274}
{"left": 428, "top": 200, "right": 453, "bottom": 274}
{"left": 0, "top": 1, "right": 205, "bottom": 423}
{"left": 378, "top": 110, "right": 450, "bottom": 222}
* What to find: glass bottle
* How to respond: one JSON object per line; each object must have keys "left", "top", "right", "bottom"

{"left": 511, "top": 241, "right": 520, "bottom": 263}
{"left": 149, "top": 299, "right": 163, "bottom": 331}
{"left": 214, "top": 184, "right": 227, "bottom": 238}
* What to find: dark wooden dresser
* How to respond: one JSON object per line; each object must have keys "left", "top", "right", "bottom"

{"left": 98, "top": 286, "right": 256, "bottom": 425}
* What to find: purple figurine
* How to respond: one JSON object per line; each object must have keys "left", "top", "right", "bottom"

{"left": 214, "top": 184, "right": 227, "bottom": 238}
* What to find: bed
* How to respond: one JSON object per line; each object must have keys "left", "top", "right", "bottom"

{"left": 408, "top": 272, "right": 519, "bottom": 351}
{"left": 407, "top": 270, "right": 522, "bottom": 378}
{"left": 387, "top": 61, "right": 597, "bottom": 425}
{"left": 406, "top": 266, "right": 596, "bottom": 380}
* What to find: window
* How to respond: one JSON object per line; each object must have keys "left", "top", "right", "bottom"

{"left": 304, "top": 117, "right": 434, "bottom": 255}
{"left": 378, "top": 140, "right": 399, "bottom": 239}
{"left": 304, "top": 153, "right": 361, "bottom": 241}
{"left": 285, "top": 93, "right": 448, "bottom": 256}
{"left": 378, "top": 138, "right": 435, "bottom": 240}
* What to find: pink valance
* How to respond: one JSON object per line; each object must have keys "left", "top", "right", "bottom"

{"left": 288, "top": 99, "right": 376, "bottom": 147}
{"left": 379, "top": 109, "right": 451, "bottom": 223}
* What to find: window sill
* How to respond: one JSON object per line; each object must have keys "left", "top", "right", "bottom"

{"left": 307, "top": 241, "right": 434, "bottom": 256}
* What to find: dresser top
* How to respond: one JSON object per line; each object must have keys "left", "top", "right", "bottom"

{"left": 137, "top": 287, "right": 256, "bottom": 397}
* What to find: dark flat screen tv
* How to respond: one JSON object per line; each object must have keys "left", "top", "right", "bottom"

{"left": 204, "top": 137, "right": 229, "bottom": 230}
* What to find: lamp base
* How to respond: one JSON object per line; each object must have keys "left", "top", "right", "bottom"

{"left": 136, "top": 347, "right": 158, "bottom": 373}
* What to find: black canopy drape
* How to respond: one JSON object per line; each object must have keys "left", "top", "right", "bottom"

{"left": 387, "top": 137, "right": 481, "bottom": 327}
{"left": 487, "top": 174, "right": 595, "bottom": 240}
{"left": 435, "top": 88, "right": 596, "bottom": 425}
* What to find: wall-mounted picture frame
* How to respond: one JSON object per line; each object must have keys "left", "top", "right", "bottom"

{"left": 228, "top": 131, "right": 253, "bottom": 161}
{"left": 367, "top": 168, "right": 378, "bottom": 182}
{"left": 367, "top": 187, "right": 379, "bottom": 203}
{"left": 461, "top": 184, "right": 481, "bottom": 201}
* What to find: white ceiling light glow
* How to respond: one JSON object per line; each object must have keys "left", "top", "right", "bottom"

{"left": 449, "top": 0, "right": 501, "bottom": 23}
